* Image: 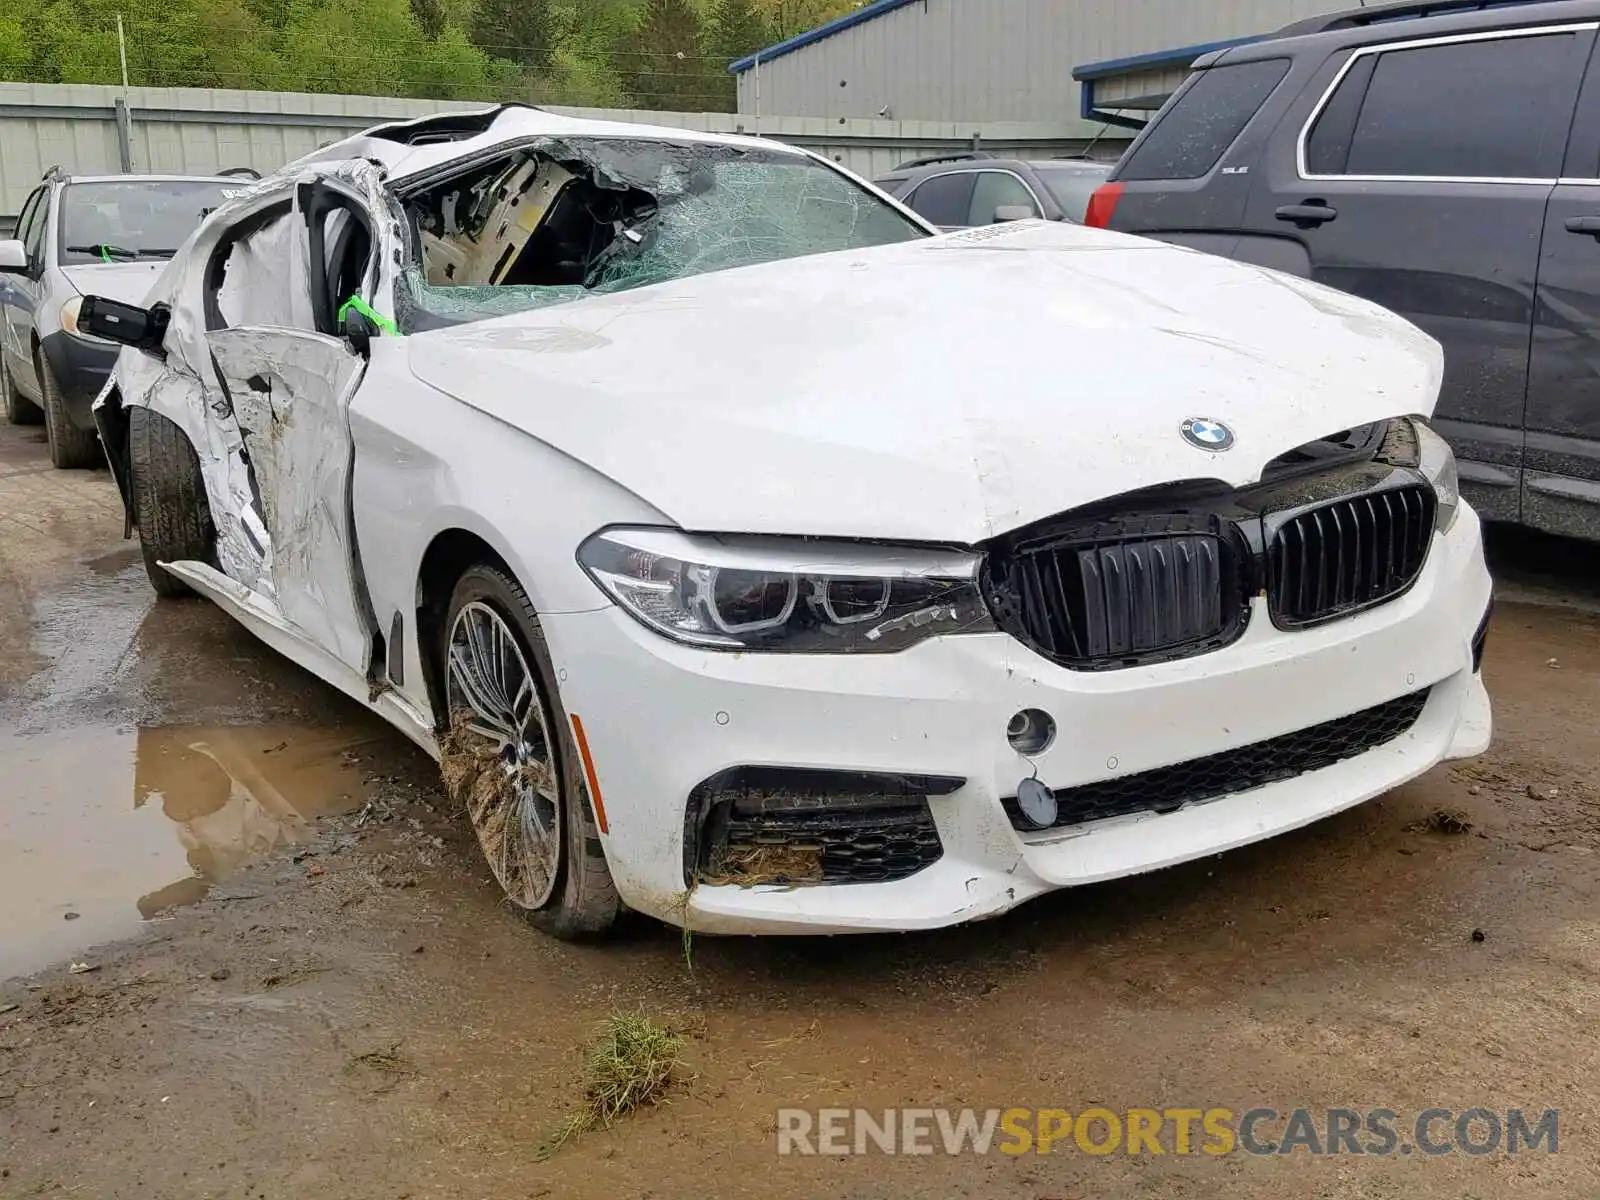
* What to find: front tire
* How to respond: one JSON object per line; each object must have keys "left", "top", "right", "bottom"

{"left": 38, "top": 351, "right": 98, "bottom": 469}
{"left": 1, "top": 353, "right": 42, "bottom": 425}
{"left": 128, "top": 407, "right": 214, "bottom": 598}
{"left": 441, "top": 564, "right": 619, "bottom": 940}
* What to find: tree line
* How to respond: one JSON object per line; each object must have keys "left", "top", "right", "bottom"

{"left": 0, "top": 0, "right": 861, "bottom": 109}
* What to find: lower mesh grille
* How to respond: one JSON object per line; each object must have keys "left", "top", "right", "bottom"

{"left": 687, "top": 769, "right": 953, "bottom": 886}
{"left": 1003, "top": 688, "right": 1432, "bottom": 833}
{"left": 722, "top": 804, "right": 942, "bottom": 884}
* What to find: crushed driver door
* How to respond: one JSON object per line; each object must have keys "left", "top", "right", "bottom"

{"left": 204, "top": 171, "right": 390, "bottom": 681}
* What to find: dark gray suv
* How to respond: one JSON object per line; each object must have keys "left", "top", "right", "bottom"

{"left": 1087, "top": 0, "right": 1600, "bottom": 541}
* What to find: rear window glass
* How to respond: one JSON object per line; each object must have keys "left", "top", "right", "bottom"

{"left": 1034, "top": 166, "right": 1113, "bottom": 222}
{"left": 968, "top": 171, "right": 1040, "bottom": 224}
{"left": 1117, "top": 58, "right": 1291, "bottom": 182}
{"left": 1307, "top": 32, "right": 1583, "bottom": 179}
{"left": 903, "top": 173, "right": 976, "bottom": 227}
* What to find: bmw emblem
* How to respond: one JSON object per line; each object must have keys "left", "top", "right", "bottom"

{"left": 1181, "top": 417, "right": 1235, "bottom": 452}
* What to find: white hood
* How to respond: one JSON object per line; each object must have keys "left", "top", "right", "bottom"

{"left": 61, "top": 261, "right": 167, "bottom": 306}
{"left": 409, "top": 222, "right": 1443, "bottom": 543}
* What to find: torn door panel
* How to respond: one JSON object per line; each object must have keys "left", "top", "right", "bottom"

{"left": 208, "top": 329, "right": 371, "bottom": 671}
{"left": 114, "top": 337, "right": 273, "bottom": 591}
{"left": 215, "top": 210, "right": 316, "bottom": 331}
{"left": 94, "top": 183, "right": 303, "bottom": 590}
{"left": 147, "top": 363, "right": 269, "bottom": 594}
{"left": 99, "top": 161, "right": 396, "bottom": 603}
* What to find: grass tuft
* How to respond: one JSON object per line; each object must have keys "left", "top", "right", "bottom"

{"left": 664, "top": 890, "right": 695, "bottom": 976}
{"left": 536, "top": 1014, "right": 685, "bottom": 1160}
{"left": 698, "top": 844, "right": 823, "bottom": 888}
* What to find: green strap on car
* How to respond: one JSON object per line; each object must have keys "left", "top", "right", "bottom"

{"left": 337, "top": 294, "right": 398, "bottom": 336}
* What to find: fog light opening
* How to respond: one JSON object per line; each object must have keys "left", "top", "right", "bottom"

{"left": 1007, "top": 708, "right": 1057, "bottom": 756}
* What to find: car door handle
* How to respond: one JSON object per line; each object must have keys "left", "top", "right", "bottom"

{"left": 1564, "top": 215, "right": 1600, "bottom": 238}
{"left": 1276, "top": 202, "right": 1338, "bottom": 229}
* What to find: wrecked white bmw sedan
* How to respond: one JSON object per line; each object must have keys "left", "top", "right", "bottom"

{"left": 84, "top": 104, "right": 1492, "bottom": 939}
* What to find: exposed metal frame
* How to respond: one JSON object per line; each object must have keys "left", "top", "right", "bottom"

{"left": 1295, "top": 20, "right": 1600, "bottom": 183}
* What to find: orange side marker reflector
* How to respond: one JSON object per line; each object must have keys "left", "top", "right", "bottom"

{"left": 569, "top": 714, "right": 609, "bottom": 835}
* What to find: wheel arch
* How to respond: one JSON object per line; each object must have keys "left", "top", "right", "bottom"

{"left": 415, "top": 526, "right": 518, "bottom": 730}
{"left": 424, "top": 537, "right": 622, "bottom": 937}
{"left": 20, "top": 327, "right": 43, "bottom": 400}
{"left": 95, "top": 383, "right": 134, "bottom": 524}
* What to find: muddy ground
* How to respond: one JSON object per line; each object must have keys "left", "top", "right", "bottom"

{"left": 1, "top": 417, "right": 1598, "bottom": 1199}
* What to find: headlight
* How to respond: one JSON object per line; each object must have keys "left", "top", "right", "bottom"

{"left": 60, "top": 296, "right": 110, "bottom": 343}
{"left": 577, "top": 527, "right": 996, "bottom": 653}
{"left": 1414, "top": 420, "right": 1460, "bottom": 533}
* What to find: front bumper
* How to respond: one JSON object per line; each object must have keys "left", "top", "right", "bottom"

{"left": 40, "top": 331, "right": 119, "bottom": 430}
{"left": 544, "top": 505, "right": 1493, "bottom": 935}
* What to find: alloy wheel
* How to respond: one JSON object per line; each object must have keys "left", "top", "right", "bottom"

{"left": 445, "top": 600, "right": 561, "bottom": 908}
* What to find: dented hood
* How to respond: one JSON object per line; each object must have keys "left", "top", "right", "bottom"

{"left": 60, "top": 261, "right": 167, "bottom": 305}
{"left": 408, "top": 222, "right": 1444, "bottom": 543}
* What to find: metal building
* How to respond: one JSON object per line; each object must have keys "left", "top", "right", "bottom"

{"left": 0, "top": 83, "right": 1098, "bottom": 219}
{"left": 732, "top": 0, "right": 1373, "bottom": 135}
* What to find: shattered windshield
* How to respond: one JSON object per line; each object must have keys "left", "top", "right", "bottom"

{"left": 395, "top": 138, "right": 928, "bottom": 329}
{"left": 58, "top": 181, "right": 237, "bottom": 264}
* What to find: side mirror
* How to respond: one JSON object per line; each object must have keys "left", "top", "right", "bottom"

{"left": 992, "top": 206, "right": 1035, "bottom": 224}
{"left": 0, "top": 239, "right": 27, "bottom": 273}
{"left": 79, "top": 295, "right": 170, "bottom": 358}
{"left": 342, "top": 305, "right": 377, "bottom": 358}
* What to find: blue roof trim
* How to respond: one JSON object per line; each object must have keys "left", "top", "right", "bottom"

{"left": 1071, "top": 35, "right": 1264, "bottom": 81}
{"left": 1080, "top": 78, "right": 1154, "bottom": 130}
{"left": 730, "top": 0, "right": 923, "bottom": 73}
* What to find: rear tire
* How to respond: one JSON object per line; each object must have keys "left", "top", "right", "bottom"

{"left": 128, "top": 406, "right": 214, "bottom": 599}
{"left": 440, "top": 564, "right": 620, "bottom": 940}
{"left": 38, "top": 351, "right": 99, "bottom": 469}
{"left": 1, "top": 354, "right": 42, "bottom": 426}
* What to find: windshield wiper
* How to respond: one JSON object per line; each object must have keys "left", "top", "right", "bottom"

{"left": 65, "top": 243, "right": 174, "bottom": 262}
{"left": 67, "top": 243, "right": 138, "bottom": 262}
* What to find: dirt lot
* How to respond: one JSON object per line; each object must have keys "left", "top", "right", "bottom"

{"left": 1, "top": 418, "right": 1598, "bottom": 1199}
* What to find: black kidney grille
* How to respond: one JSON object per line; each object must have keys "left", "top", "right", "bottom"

{"left": 1002, "top": 687, "right": 1431, "bottom": 833}
{"left": 1269, "top": 484, "right": 1435, "bottom": 628}
{"left": 999, "top": 529, "right": 1245, "bottom": 669}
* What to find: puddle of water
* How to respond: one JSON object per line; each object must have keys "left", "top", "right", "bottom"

{"left": 0, "top": 723, "right": 387, "bottom": 982}
{"left": 83, "top": 547, "right": 143, "bottom": 577}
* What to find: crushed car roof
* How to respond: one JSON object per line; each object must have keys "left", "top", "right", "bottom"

{"left": 284, "top": 103, "right": 809, "bottom": 183}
